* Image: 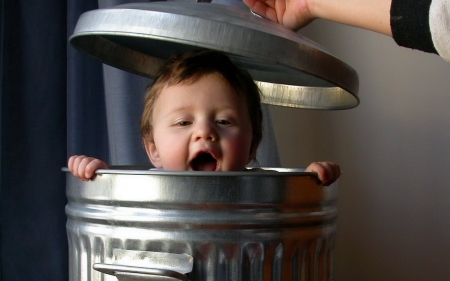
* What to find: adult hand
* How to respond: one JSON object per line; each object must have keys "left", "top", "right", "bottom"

{"left": 243, "top": 0, "right": 314, "bottom": 30}
{"left": 242, "top": 0, "right": 314, "bottom": 31}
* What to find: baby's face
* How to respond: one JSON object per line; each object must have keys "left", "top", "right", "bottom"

{"left": 145, "top": 73, "right": 254, "bottom": 171}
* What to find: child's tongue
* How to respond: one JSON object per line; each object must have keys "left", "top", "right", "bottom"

{"left": 191, "top": 153, "right": 217, "bottom": 171}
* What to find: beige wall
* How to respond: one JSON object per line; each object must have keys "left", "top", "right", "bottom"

{"left": 270, "top": 20, "right": 450, "bottom": 280}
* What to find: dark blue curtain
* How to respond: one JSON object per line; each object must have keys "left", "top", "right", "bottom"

{"left": 0, "top": 0, "right": 107, "bottom": 280}
{"left": 0, "top": 0, "right": 280, "bottom": 280}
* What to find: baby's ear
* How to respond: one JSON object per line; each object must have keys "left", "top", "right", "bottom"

{"left": 247, "top": 144, "right": 258, "bottom": 164}
{"left": 144, "top": 140, "right": 162, "bottom": 168}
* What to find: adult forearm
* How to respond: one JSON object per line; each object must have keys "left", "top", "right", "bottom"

{"left": 309, "top": 0, "right": 393, "bottom": 36}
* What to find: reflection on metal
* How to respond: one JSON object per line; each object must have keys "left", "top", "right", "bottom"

{"left": 94, "top": 264, "right": 188, "bottom": 281}
{"left": 93, "top": 249, "right": 194, "bottom": 281}
{"left": 65, "top": 167, "right": 338, "bottom": 281}
{"left": 70, "top": 1, "right": 359, "bottom": 109}
{"left": 257, "top": 81, "right": 357, "bottom": 109}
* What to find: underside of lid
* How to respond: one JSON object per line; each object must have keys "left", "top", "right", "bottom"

{"left": 70, "top": 1, "right": 359, "bottom": 109}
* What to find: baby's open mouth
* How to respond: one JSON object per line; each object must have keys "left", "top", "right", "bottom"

{"left": 190, "top": 152, "right": 217, "bottom": 171}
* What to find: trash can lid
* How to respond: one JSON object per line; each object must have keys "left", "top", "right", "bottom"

{"left": 69, "top": 1, "right": 359, "bottom": 109}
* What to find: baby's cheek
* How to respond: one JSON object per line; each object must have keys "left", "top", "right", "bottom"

{"left": 157, "top": 134, "right": 185, "bottom": 168}
{"left": 227, "top": 134, "right": 253, "bottom": 167}
{"left": 162, "top": 144, "right": 188, "bottom": 170}
{"left": 238, "top": 132, "right": 253, "bottom": 152}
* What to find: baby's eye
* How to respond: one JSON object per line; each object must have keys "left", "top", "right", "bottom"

{"left": 176, "top": 120, "right": 192, "bottom": 126}
{"left": 216, "top": 119, "right": 231, "bottom": 125}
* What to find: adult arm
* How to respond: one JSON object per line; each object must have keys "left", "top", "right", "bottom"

{"left": 243, "top": 0, "right": 450, "bottom": 61}
{"left": 242, "top": 0, "right": 392, "bottom": 34}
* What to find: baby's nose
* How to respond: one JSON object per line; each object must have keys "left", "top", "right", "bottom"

{"left": 194, "top": 122, "right": 218, "bottom": 142}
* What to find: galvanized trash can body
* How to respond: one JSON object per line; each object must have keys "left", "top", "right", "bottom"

{"left": 65, "top": 168, "right": 338, "bottom": 281}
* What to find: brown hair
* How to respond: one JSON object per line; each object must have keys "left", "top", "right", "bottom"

{"left": 140, "top": 50, "right": 263, "bottom": 160}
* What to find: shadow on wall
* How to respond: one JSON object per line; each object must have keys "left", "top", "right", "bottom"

{"left": 270, "top": 19, "right": 450, "bottom": 281}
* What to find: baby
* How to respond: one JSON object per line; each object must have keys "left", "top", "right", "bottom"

{"left": 68, "top": 50, "right": 340, "bottom": 185}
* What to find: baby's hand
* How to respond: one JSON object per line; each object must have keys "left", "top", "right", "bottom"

{"left": 305, "top": 161, "right": 341, "bottom": 186}
{"left": 68, "top": 155, "right": 109, "bottom": 181}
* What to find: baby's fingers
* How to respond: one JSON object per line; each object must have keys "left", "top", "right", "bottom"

{"left": 74, "top": 156, "right": 93, "bottom": 181}
{"left": 67, "top": 155, "right": 107, "bottom": 181}
{"left": 68, "top": 155, "right": 87, "bottom": 178}
{"left": 305, "top": 161, "right": 340, "bottom": 186}
{"left": 83, "top": 159, "right": 108, "bottom": 180}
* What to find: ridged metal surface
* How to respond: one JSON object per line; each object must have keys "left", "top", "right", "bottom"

{"left": 65, "top": 168, "right": 338, "bottom": 281}
{"left": 69, "top": 2, "right": 359, "bottom": 110}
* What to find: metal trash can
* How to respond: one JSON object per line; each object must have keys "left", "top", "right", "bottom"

{"left": 65, "top": 167, "right": 338, "bottom": 281}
